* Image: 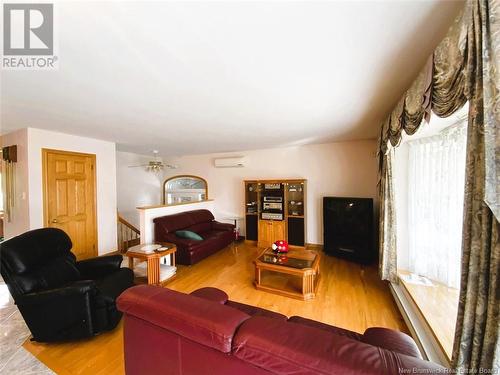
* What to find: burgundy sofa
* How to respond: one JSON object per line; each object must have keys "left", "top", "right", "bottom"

{"left": 117, "top": 285, "right": 446, "bottom": 375}
{"left": 153, "top": 209, "right": 235, "bottom": 265}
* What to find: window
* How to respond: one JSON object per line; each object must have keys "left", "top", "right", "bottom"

{"left": 393, "top": 104, "right": 468, "bottom": 360}
{"left": 406, "top": 122, "right": 467, "bottom": 288}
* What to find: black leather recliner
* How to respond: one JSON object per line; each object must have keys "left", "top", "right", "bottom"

{"left": 0, "top": 228, "right": 135, "bottom": 342}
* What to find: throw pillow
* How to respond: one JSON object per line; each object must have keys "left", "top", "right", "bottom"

{"left": 175, "top": 230, "right": 203, "bottom": 241}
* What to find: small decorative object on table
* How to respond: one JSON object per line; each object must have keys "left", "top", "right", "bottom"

{"left": 271, "top": 240, "right": 288, "bottom": 253}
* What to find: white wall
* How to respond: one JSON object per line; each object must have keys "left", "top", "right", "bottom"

{"left": 0, "top": 129, "right": 30, "bottom": 239}
{"left": 1, "top": 128, "right": 118, "bottom": 255}
{"left": 116, "top": 151, "right": 163, "bottom": 227}
{"left": 131, "top": 140, "right": 377, "bottom": 245}
{"left": 26, "top": 128, "right": 118, "bottom": 254}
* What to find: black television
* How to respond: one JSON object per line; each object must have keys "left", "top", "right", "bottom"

{"left": 323, "top": 197, "right": 374, "bottom": 264}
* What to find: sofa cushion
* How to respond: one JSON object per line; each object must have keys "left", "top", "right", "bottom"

{"left": 198, "top": 231, "right": 226, "bottom": 241}
{"left": 163, "top": 234, "right": 199, "bottom": 248}
{"left": 212, "top": 221, "right": 235, "bottom": 232}
{"left": 117, "top": 285, "right": 250, "bottom": 353}
{"left": 186, "top": 237, "right": 220, "bottom": 251}
{"left": 362, "top": 327, "right": 422, "bottom": 359}
{"left": 189, "top": 209, "right": 215, "bottom": 224}
{"left": 154, "top": 212, "right": 195, "bottom": 234}
{"left": 189, "top": 222, "right": 212, "bottom": 234}
{"left": 227, "top": 301, "right": 287, "bottom": 321}
{"left": 176, "top": 230, "right": 203, "bottom": 241}
{"left": 288, "top": 316, "right": 363, "bottom": 341}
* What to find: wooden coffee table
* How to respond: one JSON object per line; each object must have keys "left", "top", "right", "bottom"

{"left": 254, "top": 248, "right": 320, "bottom": 300}
{"left": 127, "top": 243, "right": 177, "bottom": 286}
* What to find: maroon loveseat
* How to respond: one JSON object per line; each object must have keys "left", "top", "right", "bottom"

{"left": 117, "top": 285, "right": 446, "bottom": 375}
{"left": 153, "top": 209, "right": 235, "bottom": 265}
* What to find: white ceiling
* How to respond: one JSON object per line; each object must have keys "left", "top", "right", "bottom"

{"left": 0, "top": 1, "right": 463, "bottom": 157}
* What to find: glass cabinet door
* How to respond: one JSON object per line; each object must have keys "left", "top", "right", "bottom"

{"left": 287, "top": 182, "right": 304, "bottom": 217}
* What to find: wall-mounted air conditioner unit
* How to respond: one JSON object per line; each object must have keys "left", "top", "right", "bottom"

{"left": 214, "top": 157, "right": 245, "bottom": 168}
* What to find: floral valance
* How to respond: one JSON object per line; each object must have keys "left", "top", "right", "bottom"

{"left": 378, "top": 0, "right": 499, "bottom": 221}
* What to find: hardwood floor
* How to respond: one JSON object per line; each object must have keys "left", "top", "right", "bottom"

{"left": 23, "top": 243, "right": 407, "bottom": 375}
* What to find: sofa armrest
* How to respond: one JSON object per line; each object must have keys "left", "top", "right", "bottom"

{"left": 76, "top": 255, "right": 123, "bottom": 279}
{"left": 190, "top": 287, "right": 228, "bottom": 304}
{"left": 212, "top": 221, "right": 235, "bottom": 232}
{"left": 17, "top": 280, "right": 96, "bottom": 306}
{"left": 362, "top": 327, "right": 422, "bottom": 358}
{"left": 117, "top": 285, "right": 249, "bottom": 353}
{"left": 17, "top": 280, "right": 96, "bottom": 341}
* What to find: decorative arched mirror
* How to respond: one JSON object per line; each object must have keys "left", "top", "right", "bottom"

{"left": 162, "top": 175, "right": 208, "bottom": 205}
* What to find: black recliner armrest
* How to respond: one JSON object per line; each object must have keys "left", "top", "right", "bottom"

{"left": 16, "top": 280, "right": 97, "bottom": 342}
{"left": 76, "top": 255, "right": 123, "bottom": 280}
{"left": 17, "top": 280, "right": 96, "bottom": 306}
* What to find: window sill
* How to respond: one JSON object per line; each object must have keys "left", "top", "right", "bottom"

{"left": 397, "top": 270, "right": 459, "bottom": 362}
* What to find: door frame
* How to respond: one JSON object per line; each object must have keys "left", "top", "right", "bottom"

{"left": 42, "top": 148, "right": 98, "bottom": 257}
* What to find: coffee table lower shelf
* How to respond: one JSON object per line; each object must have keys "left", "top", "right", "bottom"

{"left": 132, "top": 263, "right": 177, "bottom": 286}
{"left": 254, "top": 274, "right": 320, "bottom": 301}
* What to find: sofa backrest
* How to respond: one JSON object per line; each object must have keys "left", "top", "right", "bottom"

{"left": 232, "top": 316, "right": 446, "bottom": 375}
{"left": 117, "top": 285, "right": 250, "bottom": 353}
{"left": 0, "top": 228, "right": 80, "bottom": 296}
{"left": 118, "top": 286, "right": 447, "bottom": 375}
{"left": 153, "top": 209, "right": 215, "bottom": 234}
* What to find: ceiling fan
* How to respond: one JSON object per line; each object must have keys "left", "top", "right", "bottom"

{"left": 128, "top": 150, "right": 178, "bottom": 172}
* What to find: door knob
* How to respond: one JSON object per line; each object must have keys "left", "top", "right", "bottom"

{"left": 52, "top": 219, "right": 58, "bottom": 223}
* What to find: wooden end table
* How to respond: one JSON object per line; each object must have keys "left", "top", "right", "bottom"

{"left": 254, "top": 248, "right": 320, "bottom": 300}
{"left": 127, "top": 243, "right": 177, "bottom": 286}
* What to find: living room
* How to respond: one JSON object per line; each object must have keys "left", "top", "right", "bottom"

{"left": 1, "top": 1, "right": 498, "bottom": 374}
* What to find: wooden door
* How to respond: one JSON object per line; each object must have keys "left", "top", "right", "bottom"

{"left": 43, "top": 149, "right": 97, "bottom": 260}
{"left": 258, "top": 220, "right": 273, "bottom": 247}
{"left": 258, "top": 220, "right": 286, "bottom": 247}
{"left": 273, "top": 221, "right": 286, "bottom": 241}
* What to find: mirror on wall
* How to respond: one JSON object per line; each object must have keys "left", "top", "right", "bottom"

{"left": 162, "top": 175, "right": 208, "bottom": 205}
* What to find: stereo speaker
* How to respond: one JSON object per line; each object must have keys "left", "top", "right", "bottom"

{"left": 287, "top": 217, "right": 305, "bottom": 246}
{"left": 245, "top": 214, "right": 258, "bottom": 241}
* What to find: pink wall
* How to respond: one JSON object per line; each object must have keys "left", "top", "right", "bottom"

{"left": 158, "top": 140, "right": 378, "bottom": 244}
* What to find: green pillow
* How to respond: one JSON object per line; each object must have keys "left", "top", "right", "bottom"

{"left": 175, "top": 230, "right": 203, "bottom": 241}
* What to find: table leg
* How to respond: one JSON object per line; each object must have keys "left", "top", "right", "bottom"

{"left": 255, "top": 267, "right": 261, "bottom": 285}
{"left": 302, "top": 273, "right": 314, "bottom": 297}
{"left": 147, "top": 257, "right": 160, "bottom": 285}
{"left": 128, "top": 257, "right": 134, "bottom": 269}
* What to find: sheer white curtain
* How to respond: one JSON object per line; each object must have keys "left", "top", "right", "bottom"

{"left": 407, "top": 122, "right": 467, "bottom": 289}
